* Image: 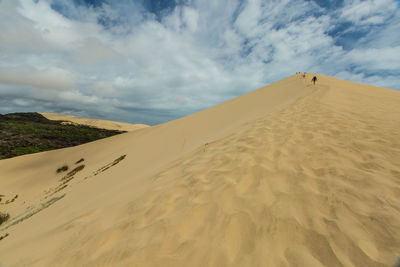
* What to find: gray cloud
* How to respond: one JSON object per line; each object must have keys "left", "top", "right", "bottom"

{"left": 0, "top": 0, "right": 399, "bottom": 125}
{"left": 0, "top": 66, "right": 77, "bottom": 90}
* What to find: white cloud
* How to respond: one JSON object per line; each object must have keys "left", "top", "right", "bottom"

{"left": 234, "top": 0, "right": 262, "bottom": 36}
{"left": 17, "top": 0, "right": 82, "bottom": 48}
{"left": 347, "top": 46, "right": 400, "bottom": 70}
{"left": 340, "top": 0, "right": 396, "bottom": 25}
{"left": 182, "top": 7, "right": 199, "bottom": 32}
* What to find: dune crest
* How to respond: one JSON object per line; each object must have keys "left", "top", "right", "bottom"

{"left": 1, "top": 74, "right": 400, "bottom": 266}
{"left": 40, "top": 113, "right": 148, "bottom": 132}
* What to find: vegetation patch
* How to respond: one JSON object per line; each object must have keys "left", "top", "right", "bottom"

{"left": 11, "top": 146, "right": 41, "bottom": 156}
{"left": 4, "top": 194, "right": 18, "bottom": 204}
{"left": 395, "top": 258, "right": 400, "bottom": 267}
{"left": 0, "top": 212, "right": 10, "bottom": 226}
{"left": 56, "top": 165, "right": 69, "bottom": 173}
{"left": 93, "top": 155, "right": 126, "bottom": 176}
{"left": 0, "top": 233, "right": 9, "bottom": 241}
{"left": 112, "top": 155, "right": 126, "bottom": 166}
{"left": 61, "top": 165, "right": 85, "bottom": 181}
{"left": 75, "top": 158, "right": 85, "bottom": 164}
{"left": 47, "top": 162, "right": 85, "bottom": 199}
{"left": 1, "top": 194, "right": 65, "bottom": 231}
{"left": 55, "top": 184, "right": 68, "bottom": 192}
{"left": 0, "top": 112, "right": 126, "bottom": 159}
{"left": 45, "top": 184, "right": 69, "bottom": 200}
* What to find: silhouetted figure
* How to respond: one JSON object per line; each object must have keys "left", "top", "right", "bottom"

{"left": 312, "top": 76, "right": 317, "bottom": 85}
{"left": 303, "top": 72, "right": 306, "bottom": 78}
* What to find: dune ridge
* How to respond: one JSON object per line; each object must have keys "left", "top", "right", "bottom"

{"left": 1, "top": 74, "right": 400, "bottom": 266}
{"left": 40, "top": 113, "right": 148, "bottom": 132}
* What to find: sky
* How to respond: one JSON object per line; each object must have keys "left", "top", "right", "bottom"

{"left": 0, "top": 0, "right": 399, "bottom": 125}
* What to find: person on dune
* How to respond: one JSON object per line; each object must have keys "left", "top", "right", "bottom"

{"left": 312, "top": 76, "right": 317, "bottom": 85}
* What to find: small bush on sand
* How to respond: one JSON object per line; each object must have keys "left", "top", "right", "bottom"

{"left": 56, "top": 165, "right": 69, "bottom": 173}
{"left": 2, "top": 195, "right": 65, "bottom": 230}
{"left": 67, "top": 164, "right": 85, "bottom": 176}
{"left": 61, "top": 164, "right": 85, "bottom": 181}
{"left": 0, "top": 212, "right": 10, "bottom": 226}
{"left": 0, "top": 233, "right": 9, "bottom": 240}
{"left": 395, "top": 257, "right": 400, "bottom": 267}
{"left": 75, "top": 158, "right": 84, "bottom": 164}
{"left": 93, "top": 155, "right": 126, "bottom": 176}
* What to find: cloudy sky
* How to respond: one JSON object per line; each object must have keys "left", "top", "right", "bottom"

{"left": 0, "top": 0, "right": 399, "bottom": 125}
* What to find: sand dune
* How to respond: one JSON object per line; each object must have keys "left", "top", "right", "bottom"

{"left": 40, "top": 113, "right": 148, "bottom": 132}
{"left": 1, "top": 74, "right": 400, "bottom": 266}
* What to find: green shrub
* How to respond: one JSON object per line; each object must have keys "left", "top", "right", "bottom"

{"left": 56, "top": 165, "right": 69, "bottom": 173}
{"left": 11, "top": 146, "right": 41, "bottom": 156}
{"left": 93, "top": 155, "right": 126, "bottom": 176}
{"left": 67, "top": 164, "right": 85, "bottom": 176}
{"left": 0, "top": 212, "right": 10, "bottom": 226}
{"left": 395, "top": 258, "right": 400, "bottom": 267}
{"left": 61, "top": 164, "right": 85, "bottom": 181}
{"left": 75, "top": 158, "right": 85, "bottom": 164}
{"left": 0, "top": 113, "right": 125, "bottom": 159}
{"left": 2, "top": 195, "right": 65, "bottom": 230}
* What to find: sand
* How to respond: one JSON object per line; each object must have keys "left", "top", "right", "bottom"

{"left": 40, "top": 113, "right": 149, "bottom": 132}
{"left": 1, "top": 74, "right": 400, "bottom": 266}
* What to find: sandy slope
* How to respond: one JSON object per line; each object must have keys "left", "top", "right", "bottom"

{"left": 1, "top": 74, "right": 400, "bottom": 266}
{"left": 40, "top": 113, "right": 148, "bottom": 132}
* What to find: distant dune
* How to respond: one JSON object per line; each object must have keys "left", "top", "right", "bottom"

{"left": 1, "top": 74, "right": 399, "bottom": 266}
{"left": 40, "top": 113, "right": 149, "bottom": 132}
